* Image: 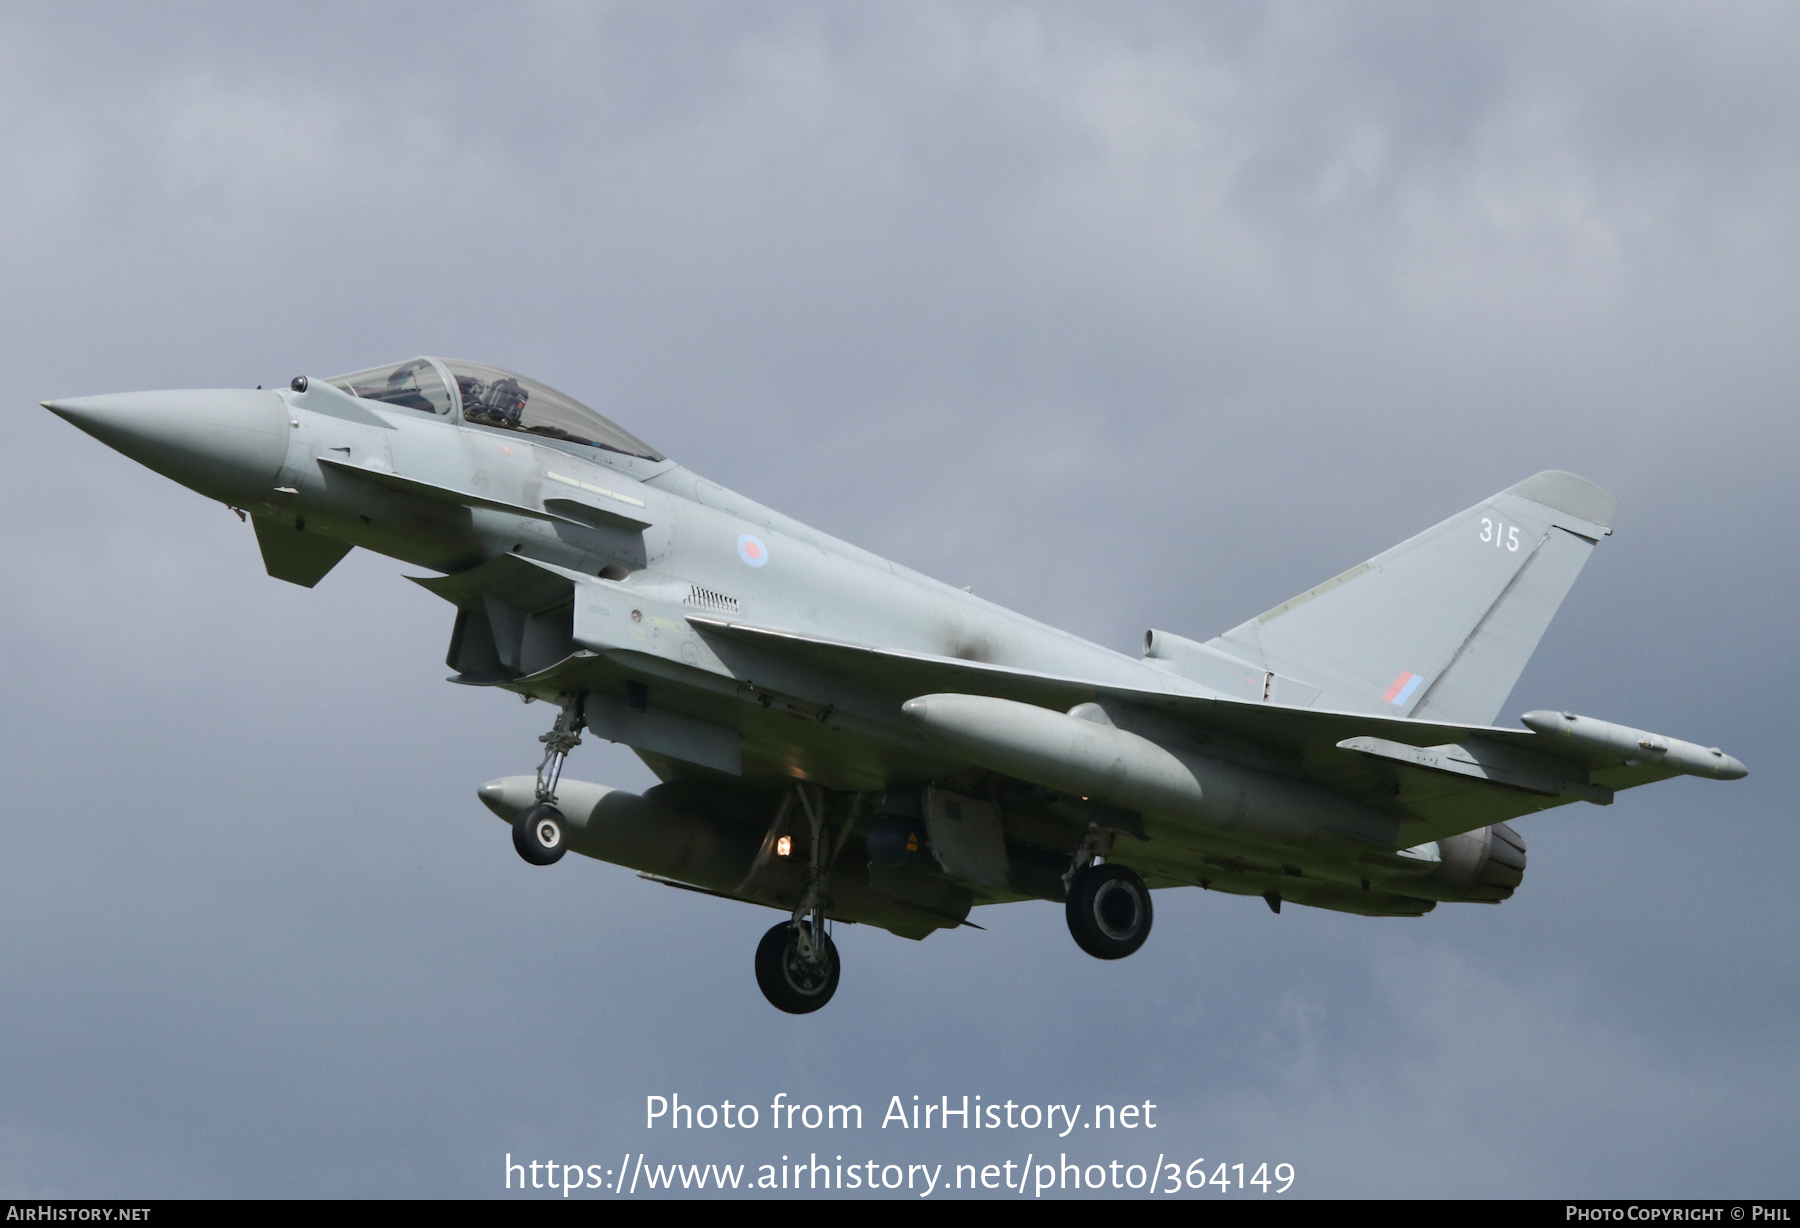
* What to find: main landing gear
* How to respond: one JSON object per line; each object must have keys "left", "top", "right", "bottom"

{"left": 513, "top": 694, "right": 584, "bottom": 867}
{"left": 1064, "top": 826, "right": 1153, "bottom": 959}
{"left": 751, "top": 784, "right": 849, "bottom": 1014}
{"left": 754, "top": 921, "right": 840, "bottom": 1015}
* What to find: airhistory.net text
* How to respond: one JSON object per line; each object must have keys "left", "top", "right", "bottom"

{"left": 646, "top": 1094, "right": 1157, "bottom": 1138}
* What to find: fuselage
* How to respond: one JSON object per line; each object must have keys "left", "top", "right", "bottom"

{"left": 43, "top": 360, "right": 1542, "bottom": 935}
{"left": 244, "top": 373, "right": 1218, "bottom": 791}
{"left": 284, "top": 387, "right": 1180, "bottom": 698}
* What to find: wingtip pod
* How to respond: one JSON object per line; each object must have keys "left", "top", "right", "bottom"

{"left": 1521, "top": 710, "right": 1747, "bottom": 779}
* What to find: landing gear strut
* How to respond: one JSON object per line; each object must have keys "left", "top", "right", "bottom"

{"left": 752, "top": 784, "right": 854, "bottom": 1013}
{"left": 512, "top": 693, "right": 584, "bottom": 867}
{"left": 1064, "top": 826, "right": 1153, "bottom": 959}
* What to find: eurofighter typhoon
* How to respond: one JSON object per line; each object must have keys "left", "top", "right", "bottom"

{"left": 44, "top": 359, "right": 1746, "bottom": 1012}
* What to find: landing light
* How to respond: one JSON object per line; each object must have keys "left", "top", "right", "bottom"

{"left": 776, "top": 836, "right": 792, "bottom": 857}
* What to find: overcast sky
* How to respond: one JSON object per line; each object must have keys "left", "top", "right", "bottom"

{"left": 0, "top": 1, "right": 1794, "bottom": 1199}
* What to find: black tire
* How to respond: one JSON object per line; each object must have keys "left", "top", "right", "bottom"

{"left": 512, "top": 803, "right": 568, "bottom": 866}
{"left": 1066, "top": 862, "right": 1153, "bottom": 959}
{"left": 754, "top": 921, "right": 840, "bottom": 1014}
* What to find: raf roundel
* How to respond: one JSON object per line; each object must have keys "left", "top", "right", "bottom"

{"left": 737, "top": 534, "right": 769, "bottom": 568}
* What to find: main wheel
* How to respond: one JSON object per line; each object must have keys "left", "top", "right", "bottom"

{"left": 1066, "top": 862, "right": 1153, "bottom": 959}
{"left": 754, "top": 921, "right": 840, "bottom": 1014}
{"left": 512, "top": 803, "right": 568, "bottom": 866}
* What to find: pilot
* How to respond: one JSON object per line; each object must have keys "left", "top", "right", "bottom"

{"left": 486, "top": 377, "right": 529, "bottom": 426}
{"left": 457, "top": 374, "right": 529, "bottom": 428}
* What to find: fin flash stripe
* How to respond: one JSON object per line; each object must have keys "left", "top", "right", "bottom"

{"left": 1383, "top": 671, "right": 1424, "bottom": 705}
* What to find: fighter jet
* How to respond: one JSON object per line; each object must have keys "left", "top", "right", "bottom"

{"left": 44, "top": 358, "right": 1746, "bottom": 1013}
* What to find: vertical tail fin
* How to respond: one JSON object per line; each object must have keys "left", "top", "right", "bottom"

{"left": 1203, "top": 472, "right": 1617, "bottom": 724}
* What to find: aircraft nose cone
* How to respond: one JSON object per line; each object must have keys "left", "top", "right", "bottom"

{"left": 44, "top": 388, "right": 290, "bottom": 504}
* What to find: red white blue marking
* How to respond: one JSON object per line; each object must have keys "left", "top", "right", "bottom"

{"left": 737, "top": 534, "right": 769, "bottom": 568}
{"left": 1383, "top": 671, "right": 1424, "bottom": 706}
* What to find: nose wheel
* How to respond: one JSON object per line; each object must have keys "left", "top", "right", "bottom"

{"left": 512, "top": 693, "right": 583, "bottom": 866}
{"left": 513, "top": 803, "right": 567, "bottom": 865}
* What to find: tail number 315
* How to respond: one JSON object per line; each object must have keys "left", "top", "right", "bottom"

{"left": 1479, "top": 518, "right": 1520, "bottom": 551}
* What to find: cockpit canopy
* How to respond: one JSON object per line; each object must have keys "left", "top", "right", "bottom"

{"left": 325, "top": 357, "right": 663, "bottom": 461}
{"left": 329, "top": 357, "right": 453, "bottom": 416}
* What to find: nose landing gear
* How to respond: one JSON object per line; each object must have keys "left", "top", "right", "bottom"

{"left": 512, "top": 693, "right": 584, "bottom": 867}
